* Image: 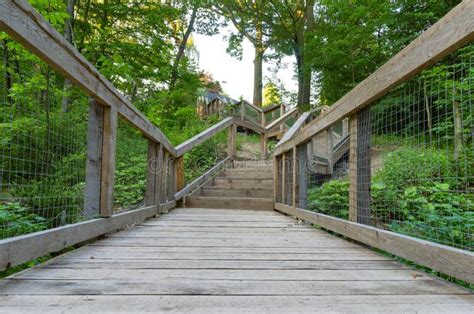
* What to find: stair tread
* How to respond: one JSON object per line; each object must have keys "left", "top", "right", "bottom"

{"left": 202, "top": 186, "right": 273, "bottom": 191}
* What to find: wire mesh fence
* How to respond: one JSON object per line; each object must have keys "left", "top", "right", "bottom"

{"left": 302, "top": 43, "right": 473, "bottom": 251}
{"left": 113, "top": 117, "right": 147, "bottom": 213}
{"left": 0, "top": 36, "right": 89, "bottom": 239}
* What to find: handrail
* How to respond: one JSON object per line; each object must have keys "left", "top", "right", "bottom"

{"left": 175, "top": 117, "right": 234, "bottom": 157}
{"left": 276, "top": 111, "right": 311, "bottom": 146}
{"left": 265, "top": 107, "right": 298, "bottom": 131}
{"left": 274, "top": 0, "right": 474, "bottom": 156}
{"left": 175, "top": 157, "right": 231, "bottom": 201}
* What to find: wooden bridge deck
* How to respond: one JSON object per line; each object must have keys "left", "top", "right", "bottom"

{"left": 1, "top": 207, "right": 473, "bottom": 313}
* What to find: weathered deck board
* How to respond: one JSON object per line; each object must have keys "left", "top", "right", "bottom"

{"left": 0, "top": 207, "right": 472, "bottom": 313}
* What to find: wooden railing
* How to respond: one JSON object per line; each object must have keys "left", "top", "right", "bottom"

{"left": 273, "top": 0, "right": 474, "bottom": 284}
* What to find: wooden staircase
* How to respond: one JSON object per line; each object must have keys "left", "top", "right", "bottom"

{"left": 185, "top": 160, "right": 274, "bottom": 210}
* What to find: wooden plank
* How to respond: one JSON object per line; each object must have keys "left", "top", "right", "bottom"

{"left": 274, "top": 1, "right": 474, "bottom": 155}
{"left": 0, "top": 205, "right": 158, "bottom": 270}
{"left": 273, "top": 156, "right": 280, "bottom": 203}
{"left": 175, "top": 117, "right": 233, "bottom": 156}
{"left": 175, "top": 157, "right": 230, "bottom": 201}
{"left": 99, "top": 106, "right": 117, "bottom": 218}
{"left": 15, "top": 268, "right": 427, "bottom": 281}
{"left": 281, "top": 154, "right": 286, "bottom": 204}
{"left": 0, "top": 0, "right": 176, "bottom": 155}
{"left": 1, "top": 295, "right": 473, "bottom": 313}
{"left": 0, "top": 278, "right": 466, "bottom": 296}
{"left": 83, "top": 99, "right": 103, "bottom": 218}
{"left": 260, "top": 133, "right": 267, "bottom": 159}
{"left": 145, "top": 141, "right": 158, "bottom": 206}
{"left": 155, "top": 144, "right": 164, "bottom": 206}
{"left": 39, "top": 258, "right": 408, "bottom": 270}
{"left": 161, "top": 150, "right": 170, "bottom": 204}
{"left": 277, "top": 111, "right": 310, "bottom": 146}
{"left": 159, "top": 200, "right": 176, "bottom": 214}
{"left": 275, "top": 203, "right": 474, "bottom": 284}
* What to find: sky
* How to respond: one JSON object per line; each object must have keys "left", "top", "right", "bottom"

{"left": 193, "top": 26, "right": 297, "bottom": 102}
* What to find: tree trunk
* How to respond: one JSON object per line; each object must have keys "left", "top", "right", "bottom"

{"left": 61, "top": 0, "right": 75, "bottom": 113}
{"left": 253, "top": 14, "right": 264, "bottom": 107}
{"left": 170, "top": 4, "right": 198, "bottom": 90}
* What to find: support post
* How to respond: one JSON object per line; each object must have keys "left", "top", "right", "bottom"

{"left": 298, "top": 143, "right": 308, "bottom": 209}
{"left": 162, "top": 150, "right": 169, "bottom": 205}
{"left": 241, "top": 102, "right": 245, "bottom": 120}
{"left": 260, "top": 133, "right": 267, "bottom": 159}
{"left": 99, "top": 104, "right": 117, "bottom": 218}
{"left": 167, "top": 157, "right": 176, "bottom": 203}
{"left": 175, "top": 156, "right": 185, "bottom": 193}
{"left": 281, "top": 153, "right": 286, "bottom": 205}
{"left": 349, "top": 108, "right": 371, "bottom": 224}
{"left": 261, "top": 111, "right": 266, "bottom": 127}
{"left": 84, "top": 99, "right": 103, "bottom": 218}
{"left": 292, "top": 147, "right": 297, "bottom": 207}
{"left": 145, "top": 141, "right": 159, "bottom": 207}
{"left": 227, "top": 124, "right": 237, "bottom": 157}
{"left": 327, "top": 127, "right": 334, "bottom": 174}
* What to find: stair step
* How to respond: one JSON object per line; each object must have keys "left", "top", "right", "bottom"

{"left": 232, "top": 161, "right": 273, "bottom": 171}
{"left": 201, "top": 186, "right": 273, "bottom": 198}
{"left": 221, "top": 171, "right": 273, "bottom": 179}
{"left": 186, "top": 196, "right": 274, "bottom": 211}
{"left": 213, "top": 177, "right": 273, "bottom": 188}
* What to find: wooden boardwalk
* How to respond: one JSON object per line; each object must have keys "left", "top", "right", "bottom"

{"left": 1, "top": 207, "right": 473, "bottom": 313}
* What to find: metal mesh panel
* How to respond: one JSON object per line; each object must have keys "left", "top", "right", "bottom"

{"left": 113, "top": 117, "right": 147, "bottom": 213}
{"left": 366, "top": 44, "right": 473, "bottom": 251}
{"left": 0, "top": 36, "right": 88, "bottom": 239}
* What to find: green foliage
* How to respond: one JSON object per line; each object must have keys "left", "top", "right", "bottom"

{"left": 308, "top": 180, "right": 349, "bottom": 219}
{"left": 0, "top": 202, "right": 47, "bottom": 239}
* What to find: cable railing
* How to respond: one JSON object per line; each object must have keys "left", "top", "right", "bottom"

{"left": 273, "top": 0, "right": 473, "bottom": 284}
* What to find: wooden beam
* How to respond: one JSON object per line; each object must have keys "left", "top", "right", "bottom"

{"left": 274, "top": 0, "right": 474, "bottom": 156}
{"left": 84, "top": 99, "right": 103, "bottom": 218}
{"left": 175, "top": 156, "right": 185, "bottom": 193}
{"left": 162, "top": 150, "right": 170, "bottom": 204}
{"left": 298, "top": 143, "right": 308, "bottom": 209}
{"left": 277, "top": 111, "right": 310, "bottom": 147}
{"left": 274, "top": 203, "right": 474, "bottom": 284}
{"left": 227, "top": 124, "right": 237, "bottom": 157}
{"left": 234, "top": 118, "right": 266, "bottom": 134}
{"left": 281, "top": 154, "right": 286, "bottom": 205}
{"left": 175, "top": 157, "right": 231, "bottom": 201}
{"left": 273, "top": 156, "right": 280, "bottom": 203}
{"left": 175, "top": 117, "right": 234, "bottom": 157}
{"left": 155, "top": 145, "right": 164, "bottom": 206}
{"left": 167, "top": 157, "right": 176, "bottom": 203}
{"left": 145, "top": 141, "right": 159, "bottom": 207}
{"left": 100, "top": 105, "right": 117, "bottom": 218}
{"left": 0, "top": 205, "right": 159, "bottom": 271}
{"left": 292, "top": 147, "right": 297, "bottom": 207}
{"left": 260, "top": 134, "right": 267, "bottom": 159}
{"left": 0, "top": 0, "right": 176, "bottom": 155}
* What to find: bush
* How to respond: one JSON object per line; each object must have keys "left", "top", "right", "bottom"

{"left": 308, "top": 180, "right": 349, "bottom": 219}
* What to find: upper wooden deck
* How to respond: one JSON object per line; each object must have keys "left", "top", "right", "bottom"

{"left": 1, "top": 207, "right": 472, "bottom": 313}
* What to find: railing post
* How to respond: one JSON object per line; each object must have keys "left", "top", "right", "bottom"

{"left": 241, "top": 102, "right": 245, "bottom": 121}
{"left": 349, "top": 108, "right": 371, "bottom": 224}
{"left": 145, "top": 141, "right": 164, "bottom": 213}
{"left": 175, "top": 156, "right": 185, "bottom": 193}
{"left": 99, "top": 104, "right": 118, "bottom": 217}
{"left": 298, "top": 143, "right": 308, "bottom": 209}
{"left": 292, "top": 147, "right": 297, "bottom": 207}
{"left": 261, "top": 111, "right": 266, "bottom": 127}
{"left": 161, "top": 150, "right": 170, "bottom": 212}
{"left": 260, "top": 133, "right": 267, "bottom": 159}
{"left": 167, "top": 157, "right": 176, "bottom": 203}
{"left": 327, "top": 127, "right": 334, "bottom": 174}
{"left": 227, "top": 123, "right": 237, "bottom": 157}
{"left": 281, "top": 153, "right": 286, "bottom": 204}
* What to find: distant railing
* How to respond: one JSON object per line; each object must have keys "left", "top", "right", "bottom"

{"left": 273, "top": 1, "right": 474, "bottom": 284}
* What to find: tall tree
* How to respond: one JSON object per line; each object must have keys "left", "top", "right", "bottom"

{"left": 218, "top": 0, "right": 271, "bottom": 107}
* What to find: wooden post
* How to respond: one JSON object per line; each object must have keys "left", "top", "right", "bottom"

{"left": 84, "top": 99, "right": 103, "bottom": 218}
{"left": 145, "top": 140, "right": 159, "bottom": 207}
{"left": 260, "top": 133, "right": 267, "bottom": 159}
{"left": 281, "top": 153, "right": 286, "bottom": 205}
{"left": 175, "top": 156, "right": 185, "bottom": 192}
{"left": 227, "top": 124, "right": 237, "bottom": 157}
{"left": 292, "top": 147, "right": 297, "bottom": 207}
{"left": 261, "top": 111, "right": 266, "bottom": 127}
{"left": 156, "top": 145, "right": 164, "bottom": 206}
{"left": 342, "top": 118, "right": 349, "bottom": 137}
{"left": 241, "top": 102, "right": 245, "bottom": 120}
{"left": 167, "top": 157, "right": 176, "bottom": 203}
{"left": 327, "top": 127, "right": 334, "bottom": 174}
{"left": 273, "top": 156, "right": 279, "bottom": 203}
{"left": 162, "top": 150, "right": 170, "bottom": 204}
{"left": 99, "top": 105, "right": 117, "bottom": 218}
{"left": 298, "top": 143, "right": 308, "bottom": 209}
{"left": 349, "top": 108, "right": 371, "bottom": 224}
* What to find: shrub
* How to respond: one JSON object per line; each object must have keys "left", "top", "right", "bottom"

{"left": 0, "top": 202, "right": 47, "bottom": 239}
